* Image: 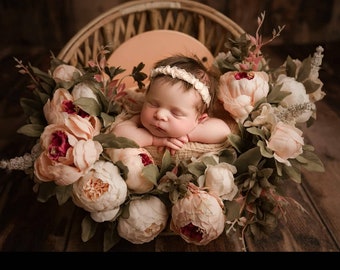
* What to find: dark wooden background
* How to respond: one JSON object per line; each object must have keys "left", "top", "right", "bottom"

{"left": 0, "top": 0, "right": 340, "bottom": 252}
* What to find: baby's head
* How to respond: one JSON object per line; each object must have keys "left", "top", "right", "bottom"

{"left": 147, "top": 55, "right": 217, "bottom": 114}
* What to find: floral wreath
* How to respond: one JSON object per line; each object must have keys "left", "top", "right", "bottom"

{"left": 0, "top": 12, "right": 325, "bottom": 251}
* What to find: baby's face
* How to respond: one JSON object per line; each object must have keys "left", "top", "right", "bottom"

{"left": 140, "top": 80, "right": 202, "bottom": 138}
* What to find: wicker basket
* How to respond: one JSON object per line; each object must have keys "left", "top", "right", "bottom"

{"left": 57, "top": 0, "right": 245, "bottom": 65}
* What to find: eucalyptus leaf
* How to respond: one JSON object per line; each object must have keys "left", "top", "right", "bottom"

{"left": 257, "top": 140, "right": 273, "bottom": 158}
{"left": 224, "top": 200, "right": 242, "bottom": 221}
{"left": 141, "top": 164, "right": 159, "bottom": 185}
{"left": 297, "top": 56, "right": 312, "bottom": 82}
{"left": 159, "top": 150, "right": 173, "bottom": 176}
{"left": 100, "top": 112, "right": 116, "bottom": 128}
{"left": 103, "top": 223, "right": 121, "bottom": 252}
{"left": 94, "top": 133, "right": 139, "bottom": 148}
{"left": 299, "top": 151, "right": 325, "bottom": 172}
{"left": 285, "top": 55, "right": 297, "bottom": 78}
{"left": 266, "top": 84, "right": 291, "bottom": 103}
{"left": 250, "top": 183, "right": 263, "bottom": 198}
{"left": 234, "top": 147, "right": 262, "bottom": 174}
{"left": 227, "top": 133, "right": 243, "bottom": 153}
{"left": 283, "top": 164, "right": 301, "bottom": 183}
{"left": 17, "top": 124, "right": 45, "bottom": 137}
{"left": 81, "top": 215, "right": 98, "bottom": 242}
{"left": 187, "top": 162, "right": 206, "bottom": 178}
{"left": 74, "top": 97, "right": 101, "bottom": 116}
{"left": 247, "top": 127, "right": 266, "bottom": 140}
{"left": 303, "top": 79, "right": 321, "bottom": 94}
{"left": 219, "top": 147, "right": 237, "bottom": 164}
{"left": 55, "top": 184, "right": 73, "bottom": 205}
{"left": 20, "top": 97, "right": 43, "bottom": 115}
{"left": 36, "top": 182, "right": 57, "bottom": 203}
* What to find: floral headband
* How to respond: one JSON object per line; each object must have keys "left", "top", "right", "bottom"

{"left": 150, "top": 65, "right": 211, "bottom": 107}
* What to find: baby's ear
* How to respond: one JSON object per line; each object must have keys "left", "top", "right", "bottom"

{"left": 197, "top": 113, "right": 208, "bottom": 123}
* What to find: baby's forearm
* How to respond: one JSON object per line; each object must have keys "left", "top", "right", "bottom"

{"left": 188, "top": 118, "right": 231, "bottom": 144}
{"left": 112, "top": 125, "right": 153, "bottom": 147}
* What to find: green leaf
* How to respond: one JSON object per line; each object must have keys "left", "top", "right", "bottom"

{"left": 100, "top": 112, "right": 116, "bottom": 128}
{"left": 224, "top": 200, "right": 242, "bottom": 221}
{"left": 94, "top": 133, "right": 139, "bottom": 148}
{"left": 234, "top": 147, "right": 262, "bottom": 174}
{"left": 81, "top": 215, "right": 98, "bottom": 242}
{"left": 36, "top": 182, "right": 57, "bottom": 203}
{"left": 250, "top": 183, "right": 263, "bottom": 198}
{"left": 247, "top": 127, "right": 266, "bottom": 140}
{"left": 74, "top": 97, "right": 101, "bottom": 116}
{"left": 283, "top": 164, "right": 301, "bottom": 183}
{"left": 141, "top": 164, "right": 159, "bottom": 185}
{"left": 299, "top": 150, "right": 325, "bottom": 172}
{"left": 227, "top": 133, "right": 243, "bottom": 153}
{"left": 297, "top": 56, "right": 312, "bottom": 82}
{"left": 187, "top": 161, "right": 206, "bottom": 178}
{"left": 266, "top": 84, "right": 291, "bottom": 103}
{"left": 55, "top": 184, "right": 73, "bottom": 205}
{"left": 285, "top": 55, "right": 297, "bottom": 78}
{"left": 17, "top": 124, "right": 45, "bottom": 137}
{"left": 103, "top": 222, "right": 121, "bottom": 252}
{"left": 20, "top": 97, "right": 43, "bottom": 115}
{"left": 219, "top": 147, "right": 237, "bottom": 164}
{"left": 257, "top": 140, "right": 273, "bottom": 158}
{"left": 303, "top": 79, "right": 321, "bottom": 94}
{"left": 159, "top": 150, "right": 173, "bottom": 176}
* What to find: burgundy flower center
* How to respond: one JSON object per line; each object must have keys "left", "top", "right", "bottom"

{"left": 48, "top": 130, "right": 71, "bottom": 160}
{"left": 139, "top": 153, "right": 153, "bottom": 166}
{"left": 234, "top": 71, "right": 254, "bottom": 80}
{"left": 62, "top": 100, "right": 89, "bottom": 118}
{"left": 180, "top": 222, "right": 203, "bottom": 242}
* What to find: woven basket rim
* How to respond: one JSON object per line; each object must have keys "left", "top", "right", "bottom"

{"left": 57, "top": 0, "right": 245, "bottom": 62}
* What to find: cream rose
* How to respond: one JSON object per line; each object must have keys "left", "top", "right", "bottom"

{"left": 117, "top": 196, "right": 168, "bottom": 244}
{"left": 72, "top": 160, "right": 127, "bottom": 222}
{"left": 52, "top": 64, "right": 82, "bottom": 83}
{"left": 218, "top": 71, "right": 269, "bottom": 123}
{"left": 170, "top": 183, "right": 226, "bottom": 246}
{"left": 72, "top": 82, "right": 99, "bottom": 102}
{"left": 105, "top": 147, "right": 155, "bottom": 194}
{"left": 267, "top": 121, "right": 304, "bottom": 166}
{"left": 277, "top": 74, "right": 313, "bottom": 123}
{"left": 203, "top": 163, "right": 238, "bottom": 201}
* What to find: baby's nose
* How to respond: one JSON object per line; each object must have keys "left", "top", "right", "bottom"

{"left": 155, "top": 108, "right": 168, "bottom": 121}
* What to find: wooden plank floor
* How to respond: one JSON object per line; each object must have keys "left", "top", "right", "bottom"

{"left": 0, "top": 43, "right": 340, "bottom": 252}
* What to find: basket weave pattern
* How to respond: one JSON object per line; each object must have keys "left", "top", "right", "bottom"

{"left": 58, "top": 0, "right": 245, "bottom": 66}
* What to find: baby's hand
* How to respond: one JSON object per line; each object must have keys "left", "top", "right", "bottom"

{"left": 153, "top": 136, "right": 189, "bottom": 155}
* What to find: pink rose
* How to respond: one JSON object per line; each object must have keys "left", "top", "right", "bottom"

{"left": 43, "top": 88, "right": 101, "bottom": 134}
{"left": 105, "top": 147, "right": 155, "bottom": 194}
{"left": 218, "top": 71, "right": 269, "bottom": 123}
{"left": 267, "top": 121, "right": 304, "bottom": 166}
{"left": 170, "top": 183, "right": 226, "bottom": 246}
{"left": 34, "top": 117, "right": 103, "bottom": 185}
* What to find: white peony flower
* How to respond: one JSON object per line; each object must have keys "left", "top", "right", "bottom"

{"left": 203, "top": 163, "right": 238, "bottom": 201}
{"left": 170, "top": 183, "right": 226, "bottom": 246}
{"left": 72, "top": 160, "right": 127, "bottom": 222}
{"left": 117, "top": 196, "right": 169, "bottom": 244}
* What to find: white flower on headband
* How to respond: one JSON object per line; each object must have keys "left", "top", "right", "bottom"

{"left": 150, "top": 65, "right": 211, "bottom": 107}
